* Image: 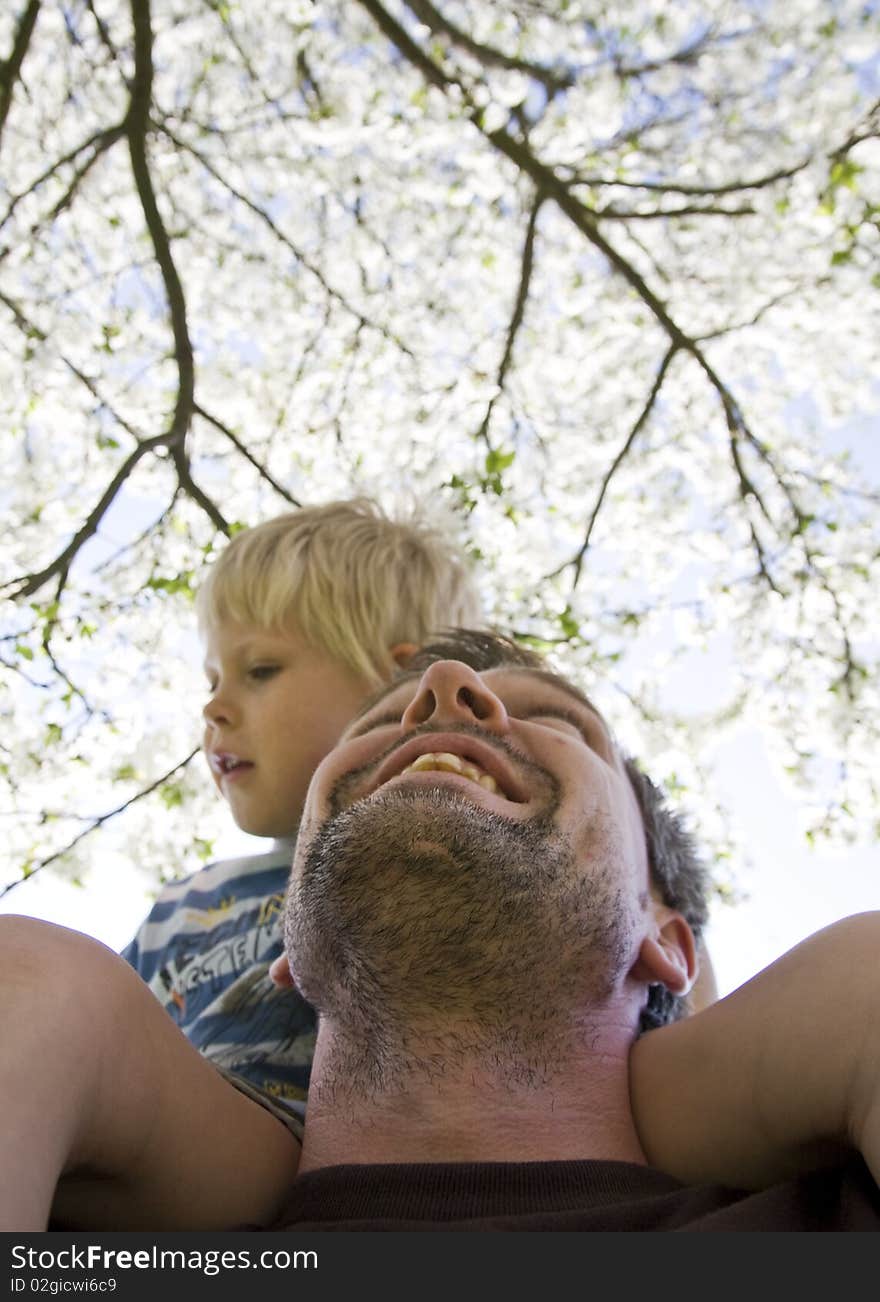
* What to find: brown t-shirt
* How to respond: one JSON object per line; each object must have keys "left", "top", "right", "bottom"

{"left": 270, "top": 1158, "right": 880, "bottom": 1231}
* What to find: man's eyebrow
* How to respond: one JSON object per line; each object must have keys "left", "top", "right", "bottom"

{"left": 347, "top": 665, "right": 608, "bottom": 733}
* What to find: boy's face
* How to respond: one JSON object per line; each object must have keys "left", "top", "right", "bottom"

{"left": 202, "top": 619, "right": 374, "bottom": 839}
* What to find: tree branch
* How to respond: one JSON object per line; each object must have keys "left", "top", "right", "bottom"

{"left": 567, "top": 163, "right": 808, "bottom": 197}
{"left": 357, "top": 4, "right": 792, "bottom": 576}
{"left": 0, "top": 287, "right": 179, "bottom": 601}
{"left": 474, "top": 189, "right": 544, "bottom": 448}
{"left": 358, "top": 0, "right": 452, "bottom": 93}
{"left": 403, "top": 0, "right": 574, "bottom": 94}
{"left": 831, "top": 96, "right": 880, "bottom": 159}
{"left": 126, "top": 0, "right": 194, "bottom": 454}
{"left": 90, "top": 489, "right": 181, "bottom": 575}
{"left": 170, "top": 444, "right": 230, "bottom": 535}
{"left": 84, "top": 0, "right": 125, "bottom": 75}
{"left": 194, "top": 404, "right": 303, "bottom": 508}
{"left": 36, "top": 569, "right": 100, "bottom": 718}
{"left": 482, "top": 126, "right": 816, "bottom": 594}
{"left": 157, "top": 119, "right": 415, "bottom": 357}
{"left": 0, "top": 0, "right": 208, "bottom": 602}
{"left": 0, "top": 288, "right": 145, "bottom": 446}
{"left": 3, "top": 435, "right": 167, "bottom": 599}
{"left": 546, "top": 345, "right": 679, "bottom": 586}
{"left": 0, "top": 123, "right": 126, "bottom": 244}
{"left": 0, "top": 0, "right": 41, "bottom": 147}
{"left": 593, "top": 202, "right": 756, "bottom": 220}
{"left": 0, "top": 747, "right": 202, "bottom": 898}
{"left": 612, "top": 27, "right": 714, "bottom": 80}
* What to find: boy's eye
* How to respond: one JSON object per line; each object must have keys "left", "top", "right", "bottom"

{"left": 248, "top": 664, "right": 280, "bottom": 681}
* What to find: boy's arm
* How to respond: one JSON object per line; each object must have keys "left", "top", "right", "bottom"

{"left": 1, "top": 917, "right": 300, "bottom": 1231}
{"left": 630, "top": 912, "right": 880, "bottom": 1189}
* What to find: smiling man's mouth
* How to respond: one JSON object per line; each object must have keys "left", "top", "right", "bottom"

{"left": 399, "top": 751, "right": 501, "bottom": 794}
{"left": 347, "top": 731, "right": 531, "bottom": 813}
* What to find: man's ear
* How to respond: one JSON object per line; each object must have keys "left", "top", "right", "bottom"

{"left": 389, "top": 642, "right": 419, "bottom": 669}
{"left": 268, "top": 954, "right": 297, "bottom": 989}
{"left": 631, "top": 910, "right": 698, "bottom": 996}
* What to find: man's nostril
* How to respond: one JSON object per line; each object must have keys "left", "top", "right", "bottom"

{"left": 413, "top": 688, "right": 437, "bottom": 724}
{"left": 457, "top": 686, "right": 490, "bottom": 719}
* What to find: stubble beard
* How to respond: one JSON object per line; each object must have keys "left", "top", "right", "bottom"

{"left": 284, "top": 781, "right": 635, "bottom": 1104}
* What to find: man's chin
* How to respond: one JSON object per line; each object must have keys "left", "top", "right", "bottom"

{"left": 284, "top": 783, "right": 634, "bottom": 1100}
{"left": 290, "top": 790, "right": 574, "bottom": 992}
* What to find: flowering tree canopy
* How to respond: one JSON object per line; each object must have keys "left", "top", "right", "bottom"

{"left": 2, "top": 0, "right": 878, "bottom": 898}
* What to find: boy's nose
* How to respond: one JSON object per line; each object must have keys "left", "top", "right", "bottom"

{"left": 203, "top": 690, "right": 235, "bottom": 727}
{"left": 400, "top": 660, "right": 509, "bottom": 734}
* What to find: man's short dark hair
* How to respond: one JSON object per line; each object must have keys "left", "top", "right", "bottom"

{"left": 405, "top": 628, "right": 710, "bottom": 1031}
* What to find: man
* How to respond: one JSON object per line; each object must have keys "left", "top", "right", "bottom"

{"left": 265, "top": 630, "right": 880, "bottom": 1229}
{"left": 276, "top": 632, "right": 699, "bottom": 1159}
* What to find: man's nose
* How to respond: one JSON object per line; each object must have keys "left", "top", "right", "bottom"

{"left": 400, "top": 660, "right": 509, "bottom": 733}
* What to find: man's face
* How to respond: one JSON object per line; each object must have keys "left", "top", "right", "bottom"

{"left": 285, "top": 657, "right": 654, "bottom": 1038}
{"left": 202, "top": 619, "right": 373, "bottom": 839}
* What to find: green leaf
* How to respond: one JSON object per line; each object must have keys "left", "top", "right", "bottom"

{"left": 558, "top": 606, "right": 580, "bottom": 640}
{"left": 663, "top": 772, "right": 687, "bottom": 798}
{"left": 829, "top": 159, "right": 863, "bottom": 192}
{"left": 484, "top": 448, "right": 515, "bottom": 476}
{"left": 160, "top": 783, "right": 185, "bottom": 810}
{"left": 146, "top": 572, "right": 196, "bottom": 598}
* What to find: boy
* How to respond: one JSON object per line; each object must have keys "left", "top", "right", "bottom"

{"left": 123, "top": 498, "right": 486, "bottom": 1123}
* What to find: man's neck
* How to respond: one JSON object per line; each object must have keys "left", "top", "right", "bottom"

{"left": 297, "top": 1015, "right": 648, "bottom": 1172}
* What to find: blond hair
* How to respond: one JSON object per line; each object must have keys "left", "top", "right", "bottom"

{"left": 195, "top": 499, "right": 485, "bottom": 685}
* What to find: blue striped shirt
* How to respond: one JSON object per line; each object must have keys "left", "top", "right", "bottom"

{"left": 122, "top": 841, "right": 315, "bottom": 1124}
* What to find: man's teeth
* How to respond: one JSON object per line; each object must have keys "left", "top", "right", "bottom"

{"left": 403, "top": 752, "right": 499, "bottom": 793}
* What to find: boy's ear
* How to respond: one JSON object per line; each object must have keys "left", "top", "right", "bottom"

{"left": 268, "top": 954, "right": 297, "bottom": 989}
{"left": 389, "top": 642, "right": 419, "bottom": 669}
{"left": 631, "top": 909, "right": 698, "bottom": 996}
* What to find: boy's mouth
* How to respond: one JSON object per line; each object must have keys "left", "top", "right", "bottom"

{"left": 210, "top": 752, "right": 254, "bottom": 777}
